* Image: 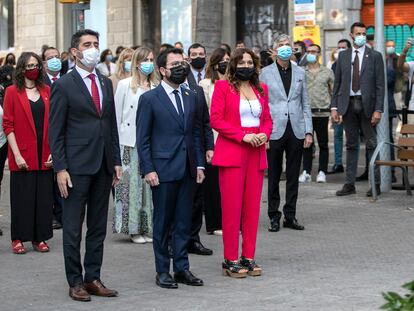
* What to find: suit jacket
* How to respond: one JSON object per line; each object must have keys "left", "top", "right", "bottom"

{"left": 330, "top": 46, "right": 385, "bottom": 118}
{"left": 136, "top": 84, "right": 204, "bottom": 182}
{"left": 210, "top": 80, "right": 273, "bottom": 170}
{"left": 260, "top": 62, "right": 312, "bottom": 140}
{"left": 184, "top": 80, "right": 214, "bottom": 152}
{"left": 48, "top": 68, "right": 121, "bottom": 175}
{"left": 3, "top": 84, "right": 52, "bottom": 171}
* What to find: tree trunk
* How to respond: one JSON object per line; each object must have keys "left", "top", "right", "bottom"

{"left": 194, "top": 0, "right": 223, "bottom": 54}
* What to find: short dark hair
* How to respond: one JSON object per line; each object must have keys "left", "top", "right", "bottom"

{"left": 71, "top": 29, "right": 99, "bottom": 49}
{"left": 350, "top": 22, "right": 366, "bottom": 33}
{"left": 187, "top": 43, "right": 206, "bottom": 57}
{"left": 41, "top": 46, "right": 60, "bottom": 61}
{"left": 99, "top": 49, "right": 112, "bottom": 63}
{"left": 294, "top": 41, "right": 306, "bottom": 50}
{"left": 308, "top": 44, "right": 321, "bottom": 53}
{"left": 337, "top": 39, "right": 352, "bottom": 48}
{"left": 14, "top": 52, "right": 44, "bottom": 90}
{"left": 160, "top": 43, "right": 174, "bottom": 50}
{"left": 367, "top": 34, "right": 374, "bottom": 41}
{"left": 115, "top": 45, "right": 124, "bottom": 55}
{"left": 156, "top": 47, "right": 183, "bottom": 70}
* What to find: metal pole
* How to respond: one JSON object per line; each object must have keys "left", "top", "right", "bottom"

{"left": 374, "top": 0, "right": 391, "bottom": 192}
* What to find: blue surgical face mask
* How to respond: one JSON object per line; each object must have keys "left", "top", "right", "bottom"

{"left": 386, "top": 46, "right": 395, "bottom": 55}
{"left": 140, "top": 61, "right": 154, "bottom": 75}
{"left": 277, "top": 45, "right": 292, "bottom": 61}
{"left": 306, "top": 54, "right": 317, "bottom": 64}
{"left": 106, "top": 55, "right": 113, "bottom": 62}
{"left": 354, "top": 35, "right": 366, "bottom": 47}
{"left": 47, "top": 57, "right": 62, "bottom": 72}
{"left": 124, "top": 61, "right": 131, "bottom": 73}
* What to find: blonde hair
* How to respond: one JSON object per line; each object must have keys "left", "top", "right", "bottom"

{"left": 115, "top": 48, "right": 134, "bottom": 78}
{"left": 131, "top": 47, "right": 159, "bottom": 93}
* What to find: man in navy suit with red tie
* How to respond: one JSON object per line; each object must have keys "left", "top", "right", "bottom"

{"left": 49, "top": 29, "right": 122, "bottom": 302}
{"left": 137, "top": 48, "right": 205, "bottom": 289}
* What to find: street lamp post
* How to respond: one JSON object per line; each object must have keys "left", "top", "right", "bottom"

{"left": 374, "top": 0, "right": 391, "bottom": 192}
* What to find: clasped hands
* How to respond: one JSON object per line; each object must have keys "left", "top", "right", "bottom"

{"left": 243, "top": 133, "right": 268, "bottom": 147}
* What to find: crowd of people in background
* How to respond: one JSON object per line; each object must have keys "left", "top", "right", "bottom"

{"left": 0, "top": 21, "right": 413, "bottom": 300}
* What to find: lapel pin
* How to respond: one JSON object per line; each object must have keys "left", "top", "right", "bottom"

{"left": 184, "top": 91, "right": 189, "bottom": 96}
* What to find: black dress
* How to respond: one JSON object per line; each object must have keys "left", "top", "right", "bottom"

{"left": 10, "top": 97, "right": 53, "bottom": 242}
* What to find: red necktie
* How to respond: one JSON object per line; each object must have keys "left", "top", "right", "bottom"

{"left": 52, "top": 77, "right": 58, "bottom": 83}
{"left": 88, "top": 74, "right": 101, "bottom": 115}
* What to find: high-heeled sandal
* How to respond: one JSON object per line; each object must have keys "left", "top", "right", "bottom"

{"left": 12, "top": 240, "right": 26, "bottom": 254}
{"left": 240, "top": 256, "right": 262, "bottom": 276}
{"left": 222, "top": 259, "right": 248, "bottom": 278}
{"left": 32, "top": 241, "right": 50, "bottom": 252}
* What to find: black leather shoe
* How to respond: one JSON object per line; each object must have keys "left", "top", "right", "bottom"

{"left": 52, "top": 219, "right": 62, "bottom": 230}
{"left": 336, "top": 184, "right": 356, "bottom": 196}
{"left": 174, "top": 270, "right": 204, "bottom": 286}
{"left": 330, "top": 164, "right": 344, "bottom": 174}
{"left": 283, "top": 219, "right": 305, "bottom": 230}
{"left": 156, "top": 273, "right": 178, "bottom": 289}
{"left": 366, "top": 185, "right": 381, "bottom": 197}
{"left": 0, "top": 228, "right": 3, "bottom": 236}
{"left": 188, "top": 241, "right": 213, "bottom": 255}
{"left": 356, "top": 170, "right": 368, "bottom": 181}
{"left": 268, "top": 218, "right": 280, "bottom": 232}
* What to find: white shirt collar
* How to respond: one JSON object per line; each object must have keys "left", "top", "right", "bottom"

{"left": 47, "top": 72, "right": 60, "bottom": 81}
{"left": 161, "top": 80, "right": 181, "bottom": 95}
{"left": 75, "top": 65, "right": 98, "bottom": 80}
{"left": 191, "top": 66, "right": 205, "bottom": 78}
{"left": 352, "top": 45, "right": 366, "bottom": 56}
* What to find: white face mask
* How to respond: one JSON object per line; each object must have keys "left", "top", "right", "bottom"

{"left": 79, "top": 47, "right": 100, "bottom": 68}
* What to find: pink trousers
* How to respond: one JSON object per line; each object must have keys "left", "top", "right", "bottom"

{"left": 218, "top": 140, "right": 264, "bottom": 261}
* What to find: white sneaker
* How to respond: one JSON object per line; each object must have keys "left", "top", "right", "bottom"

{"left": 316, "top": 171, "right": 327, "bottom": 183}
{"left": 213, "top": 230, "right": 223, "bottom": 236}
{"left": 130, "top": 234, "right": 146, "bottom": 244}
{"left": 298, "top": 170, "right": 311, "bottom": 183}
{"left": 143, "top": 236, "right": 153, "bottom": 243}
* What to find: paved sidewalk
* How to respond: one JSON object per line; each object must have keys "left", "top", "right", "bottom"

{"left": 0, "top": 164, "right": 413, "bottom": 311}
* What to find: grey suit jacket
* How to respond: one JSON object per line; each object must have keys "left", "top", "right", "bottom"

{"left": 330, "top": 46, "right": 385, "bottom": 118}
{"left": 260, "top": 62, "right": 312, "bottom": 140}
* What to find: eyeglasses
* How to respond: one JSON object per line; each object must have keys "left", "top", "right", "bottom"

{"left": 166, "top": 61, "right": 188, "bottom": 69}
{"left": 25, "top": 64, "right": 40, "bottom": 70}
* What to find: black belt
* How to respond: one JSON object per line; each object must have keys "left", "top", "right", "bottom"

{"left": 350, "top": 95, "right": 362, "bottom": 100}
{"left": 311, "top": 108, "right": 330, "bottom": 113}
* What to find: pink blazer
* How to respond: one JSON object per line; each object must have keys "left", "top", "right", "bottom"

{"left": 210, "top": 79, "right": 273, "bottom": 170}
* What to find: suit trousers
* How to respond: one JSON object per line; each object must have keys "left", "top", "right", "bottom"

{"left": 219, "top": 140, "right": 264, "bottom": 261}
{"left": 342, "top": 98, "right": 380, "bottom": 185}
{"left": 302, "top": 117, "right": 329, "bottom": 174}
{"left": 152, "top": 165, "right": 194, "bottom": 273}
{"left": 189, "top": 182, "right": 203, "bottom": 245}
{"left": 268, "top": 121, "right": 304, "bottom": 221}
{"left": 62, "top": 162, "right": 112, "bottom": 287}
{"left": 333, "top": 123, "right": 344, "bottom": 166}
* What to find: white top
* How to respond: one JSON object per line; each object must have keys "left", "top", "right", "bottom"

{"left": 115, "top": 77, "right": 150, "bottom": 147}
{"left": 350, "top": 45, "right": 366, "bottom": 96}
{"left": 240, "top": 99, "right": 261, "bottom": 127}
{"left": 408, "top": 61, "right": 414, "bottom": 111}
{"left": 96, "top": 62, "right": 117, "bottom": 77}
{"left": 161, "top": 80, "right": 184, "bottom": 114}
{"left": 75, "top": 66, "right": 103, "bottom": 109}
{"left": 190, "top": 67, "right": 205, "bottom": 85}
{"left": 0, "top": 106, "right": 7, "bottom": 148}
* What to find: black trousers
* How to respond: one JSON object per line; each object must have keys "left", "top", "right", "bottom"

{"left": 203, "top": 163, "right": 222, "bottom": 233}
{"left": 0, "top": 142, "right": 8, "bottom": 187}
{"left": 53, "top": 177, "right": 63, "bottom": 224}
{"left": 189, "top": 182, "right": 203, "bottom": 245}
{"left": 302, "top": 117, "right": 329, "bottom": 173}
{"left": 62, "top": 163, "right": 112, "bottom": 287}
{"left": 10, "top": 170, "right": 54, "bottom": 242}
{"left": 152, "top": 166, "right": 194, "bottom": 273}
{"left": 268, "top": 122, "right": 304, "bottom": 221}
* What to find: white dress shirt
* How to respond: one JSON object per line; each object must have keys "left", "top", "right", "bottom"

{"left": 47, "top": 72, "right": 60, "bottom": 83}
{"left": 75, "top": 65, "right": 103, "bottom": 109}
{"left": 161, "top": 80, "right": 184, "bottom": 114}
{"left": 350, "top": 45, "right": 366, "bottom": 96}
{"left": 190, "top": 67, "right": 205, "bottom": 85}
{"left": 240, "top": 99, "right": 261, "bottom": 127}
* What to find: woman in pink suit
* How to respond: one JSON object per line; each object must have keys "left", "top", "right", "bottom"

{"left": 210, "top": 48, "right": 273, "bottom": 278}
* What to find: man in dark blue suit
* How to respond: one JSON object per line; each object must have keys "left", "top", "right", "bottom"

{"left": 137, "top": 48, "right": 205, "bottom": 289}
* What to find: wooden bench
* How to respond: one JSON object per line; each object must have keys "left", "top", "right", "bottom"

{"left": 369, "top": 124, "right": 414, "bottom": 200}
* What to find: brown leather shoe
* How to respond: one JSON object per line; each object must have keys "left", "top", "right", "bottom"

{"left": 69, "top": 284, "right": 91, "bottom": 302}
{"left": 84, "top": 280, "right": 118, "bottom": 297}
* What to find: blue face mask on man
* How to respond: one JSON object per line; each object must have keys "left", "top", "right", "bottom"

{"left": 306, "top": 54, "right": 317, "bottom": 64}
{"left": 354, "top": 35, "right": 366, "bottom": 47}
{"left": 277, "top": 45, "right": 292, "bottom": 61}
{"left": 47, "top": 57, "right": 62, "bottom": 72}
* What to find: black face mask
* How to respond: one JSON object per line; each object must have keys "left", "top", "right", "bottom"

{"left": 234, "top": 67, "right": 256, "bottom": 81}
{"left": 184, "top": 63, "right": 191, "bottom": 76}
{"left": 167, "top": 65, "right": 187, "bottom": 85}
{"left": 294, "top": 52, "right": 302, "bottom": 60}
{"left": 191, "top": 57, "right": 206, "bottom": 70}
{"left": 217, "top": 61, "right": 228, "bottom": 75}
